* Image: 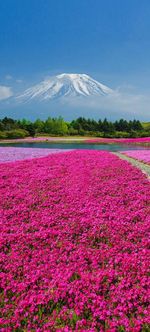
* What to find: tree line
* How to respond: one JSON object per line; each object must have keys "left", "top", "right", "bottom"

{"left": 0, "top": 116, "right": 149, "bottom": 139}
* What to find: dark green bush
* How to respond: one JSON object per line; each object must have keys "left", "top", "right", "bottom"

{"left": 6, "top": 129, "right": 29, "bottom": 139}
{"left": 0, "top": 131, "right": 7, "bottom": 139}
{"left": 68, "top": 128, "right": 79, "bottom": 136}
{"left": 112, "top": 131, "right": 130, "bottom": 138}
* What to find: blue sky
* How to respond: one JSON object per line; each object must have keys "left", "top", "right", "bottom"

{"left": 0, "top": 0, "right": 150, "bottom": 120}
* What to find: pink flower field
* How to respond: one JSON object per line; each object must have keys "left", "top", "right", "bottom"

{"left": 0, "top": 147, "right": 72, "bottom": 163}
{"left": 85, "top": 137, "right": 150, "bottom": 145}
{"left": 1, "top": 136, "right": 150, "bottom": 146}
{"left": 0, "top": 150, "right": 150, "bottom": 331}
{"left": 120, "top": 150, "right": 150, "bottom": 165}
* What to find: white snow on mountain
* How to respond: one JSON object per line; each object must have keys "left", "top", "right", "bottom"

{"left": 17, "top": 73, "right": 114, "bottom": 102}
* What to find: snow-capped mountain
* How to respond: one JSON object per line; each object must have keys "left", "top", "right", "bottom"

{"left": 17, "top": 73, "right": 113, "bottom": 102}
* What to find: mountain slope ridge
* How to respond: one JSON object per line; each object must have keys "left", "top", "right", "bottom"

{"left": 17, "top": 73, "right": 114, "bottom": 102}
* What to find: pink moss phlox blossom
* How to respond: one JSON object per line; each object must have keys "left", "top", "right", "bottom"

{"left": 120, "top": 150, "right": 150, "bottom": 165}
{"left": 85, "top": 137, "right": 150, "bottom": 146}
{"left": 0, "top": 150, "right": 150, "bottom": 330}
{"left": 0, "top": 147, "right": 72, "bottom": 163}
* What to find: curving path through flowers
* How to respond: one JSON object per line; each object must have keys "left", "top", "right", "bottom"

{"left": 114, "top": 151, "right": 150, "bottom": 178}
{"left": 0, "top": 150, "right": 150, "bottom": 331}
{"left": 120, "top": 150, "right": 150, "bottom": 165}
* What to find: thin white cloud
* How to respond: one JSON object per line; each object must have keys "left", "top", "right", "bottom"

{"left": 5, "top": 74, "right": 13, "bottom": 80}
{"left": 16, "top": 79, "right": 23, "bottom": 83}
{"left": 61, "top": 89, "right": 150, "bottom": 118}
{"left": 0, "top": 85, "right": 13, "bottom": 100}
{"left": 5, "top": 75, "right": 23, "bottom": 83}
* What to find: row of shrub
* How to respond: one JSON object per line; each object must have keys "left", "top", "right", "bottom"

{"left": 0, "top": 129, "right": 29, "bottom": 139}
{"left": 0, "top": 116, "right": 150, "bottom": 138}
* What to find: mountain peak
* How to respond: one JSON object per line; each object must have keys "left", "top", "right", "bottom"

{"left": 17, "top": 73, "right": 114, "bottom": 102}
{"left": 56, "top": 73, "right": 89, "bottom": 79}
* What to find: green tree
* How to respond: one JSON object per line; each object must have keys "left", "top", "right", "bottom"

{"left": 34, "top": 119, "right": 45, "bottom": 133}
{"left": 26, "top": 123, "right": 36, "bottom": 137}
{"left": 52, "top": 117, "right": 68, "bottom": 135}
{"left": 44, "top": 117, "right": 54, "bottom": 134}
{"left": 2, "top": 117, "right": 18, "bottom": 131}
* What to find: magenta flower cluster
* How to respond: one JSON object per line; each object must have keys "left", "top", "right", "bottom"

{"left": 86, "top": 137, "right": 150, "bottom": 145}
{"left": 0, "top": 151, "right": 150, "bottom": 331}
{"left": 0, "top": 147, "right": 71, "bottom": 163}
{"left": 121, "top": 150, "right": 150, "bottom": 165}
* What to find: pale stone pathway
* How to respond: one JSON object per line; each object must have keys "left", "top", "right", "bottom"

{"left": 113, "top": 152, "right": 150, "bottom": 179}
